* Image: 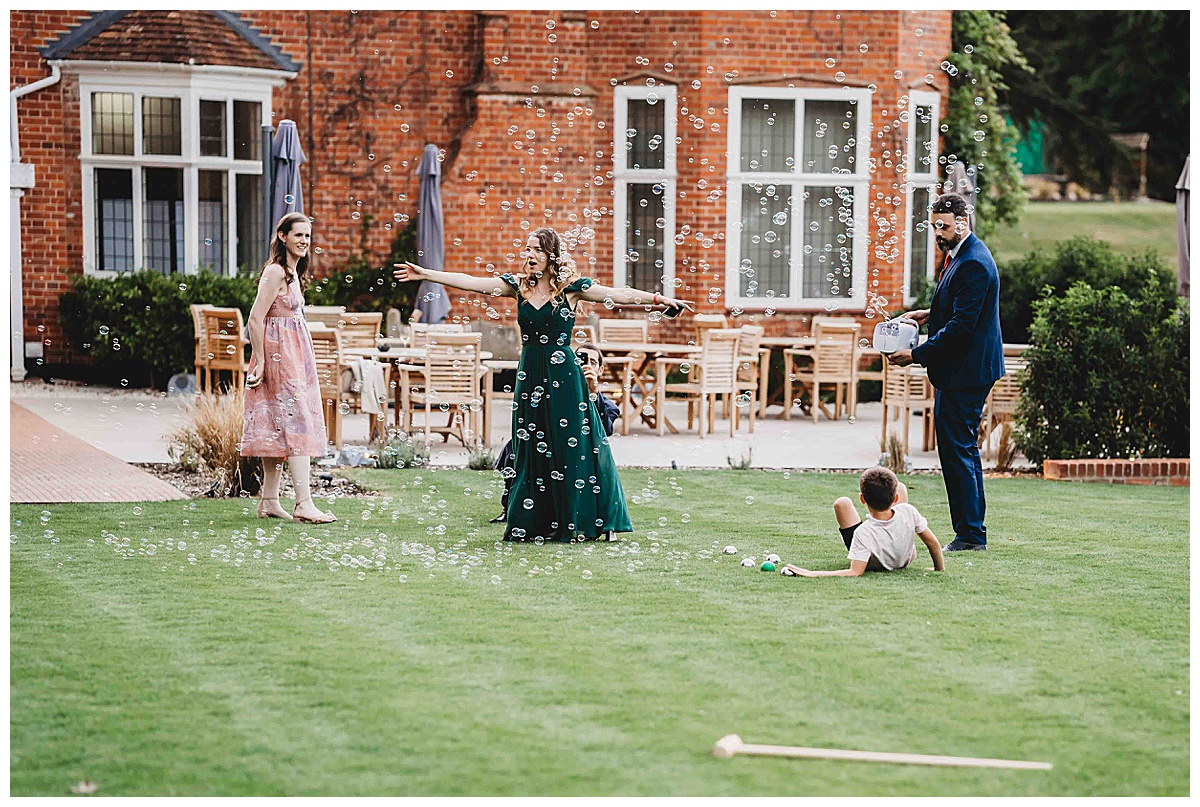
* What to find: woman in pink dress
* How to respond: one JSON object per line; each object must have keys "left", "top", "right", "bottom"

{"left": 241, "top": 212, "right": 336, "bottom": 524}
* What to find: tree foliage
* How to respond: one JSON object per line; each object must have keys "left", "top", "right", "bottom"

{"left": 942, "top": 11, "right": 1031, "bottom": 239}
{"left": 998, "top": 235, "right": 1178, "bottom": 343}
{"left": 1001, "top": 11, "right": 1190, "bottom": 200}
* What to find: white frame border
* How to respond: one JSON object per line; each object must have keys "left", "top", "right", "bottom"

{"left": 612, "top": 84, "right": 677, "bottom": 292}
{"left": 903, "top": 90, "right": 941, "bottom": 305}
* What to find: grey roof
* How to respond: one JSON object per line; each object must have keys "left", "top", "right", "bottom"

{"left": 39, "top": 10, "right": 300, "bottom": 73}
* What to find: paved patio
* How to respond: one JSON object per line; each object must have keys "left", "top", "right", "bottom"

{"left": 12, "top": 381, "right": 1028, "bottom": 471}
{"left": 10, "top": 401, "right": 186, "bottom": 503}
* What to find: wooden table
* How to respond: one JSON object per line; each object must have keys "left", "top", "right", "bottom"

{"left": 597, "top": 341, "right": 703, "bottom": 431}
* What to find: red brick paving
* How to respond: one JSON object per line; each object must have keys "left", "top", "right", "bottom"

{"left": 10, "top": 402, "right": 186, "bottom": 503}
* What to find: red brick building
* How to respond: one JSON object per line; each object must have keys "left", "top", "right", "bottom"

{"left": 9, "top": 9, "right": 951, "bottom": 379}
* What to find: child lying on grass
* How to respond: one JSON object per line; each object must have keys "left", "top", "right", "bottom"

{"left": 783, "top": 467, "right": 944, "bottom": 577}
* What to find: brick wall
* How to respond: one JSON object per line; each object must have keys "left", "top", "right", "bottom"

{"left": 1043, "top": 459, "right": 1190, "bottom": 487}
{"left": 11, "top": 9, "right": 951, "bottom": 366}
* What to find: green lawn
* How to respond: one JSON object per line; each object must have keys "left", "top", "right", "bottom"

{"left": 991, "top": 200, "right": 1179, "bottom": 269}
{"left": 10, "top": 470, "right": 1189, "bottom": 796}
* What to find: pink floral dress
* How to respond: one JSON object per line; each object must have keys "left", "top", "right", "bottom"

{"left": 240, "top": 278, "right": 328, "bottom": 457}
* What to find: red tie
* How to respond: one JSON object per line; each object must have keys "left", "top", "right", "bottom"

{"left": 938, "top": 250, "right": 951, "bottom": 282}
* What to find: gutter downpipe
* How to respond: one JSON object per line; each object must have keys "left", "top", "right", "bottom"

{"left": 10, "top": 61, "right": 62, "bottom": 381}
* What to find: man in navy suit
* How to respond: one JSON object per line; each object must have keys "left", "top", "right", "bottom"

{"left": 887, "top": 193, "right": 1005, "bottom": 552}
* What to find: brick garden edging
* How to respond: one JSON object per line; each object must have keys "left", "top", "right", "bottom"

{"left": 1043, "top": 458, "right": 1189, "bottom": 486}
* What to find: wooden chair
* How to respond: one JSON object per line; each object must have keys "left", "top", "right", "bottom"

{"left": 305, "top": 305, "right": 347, "bottom": 329}
{"left": 596, "top": 354, "right": 635, "bottom": 436}
{"left": 409, "top": 322, "right": 465, "bottom": 347}
{"left": 690, "top": 312, "right": 729, "bottom": 388}
{"left": 784, "top": 320, "right": 860, "bottom": 422}
{"left": 693, "top": 313, "right": 728, "bottom": 345}
{"left": 401, "top": 333, "right": 484, "bottom": 446}
{"left": 979, "top": 357, "right": 1027, "bottom": 458}
{"left": 190, "top": 303, "right": 215, "bottom": 390}
{"left": 729, "top": 324, "right": 765, "bottom": 433}
{"left": 199, "top": 308, "right": 249, "bottom": 391}
{"left": 597, "top": 318, "right": 648, "bottom": 346}
{"left": 331, "top": 311, "right": 388, "bottom": 435}
{"left": 336, "top": 311, "right": 383, "bottom": 350}
{"left": 572, "top": 324, "right": 598, "bottom": 345}
{"left": 655, "top": 328, "right": 741, "bottom": 438}
{"left": 880, "top": 361, "right": 936, "bottom": 454}
{"left": 309, "top": 327, "right": 344, "bottom": 448}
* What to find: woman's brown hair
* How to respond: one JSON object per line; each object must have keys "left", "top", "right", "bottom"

{"left": 515, "top": 227, "right": 579, "bottom": 304}
{"left": 263, "top": 212, "right": 311, "bottom": 291}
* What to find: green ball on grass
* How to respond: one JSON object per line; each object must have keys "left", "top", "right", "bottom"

{"left": 760, "top": 561, "right": 776, "bottom": 572}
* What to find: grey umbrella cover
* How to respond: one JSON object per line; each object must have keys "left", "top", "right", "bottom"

{"left": 271, "top": 119, "right": 306, "bottom": 226}
{"left": 413, "top": 143, "right": 451, "bottom": 324}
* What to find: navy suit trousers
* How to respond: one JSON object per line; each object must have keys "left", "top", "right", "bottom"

{"left": 934, "top": 385, "right": 992, "bottom": 546}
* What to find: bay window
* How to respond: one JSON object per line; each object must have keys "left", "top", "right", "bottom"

{"left": 77, "top": 66, "right": 276, "bottom": 277}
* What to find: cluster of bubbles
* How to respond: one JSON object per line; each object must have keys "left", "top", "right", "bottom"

{"left": 13, "top": 472, "right": 803, "bottom": 588}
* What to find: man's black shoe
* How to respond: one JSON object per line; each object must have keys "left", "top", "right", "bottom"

{"left": 943, "top": 539, "right": 986, "bottom": 552}
{"left": 488, "top": 513, "right": 507, "bottom": 524}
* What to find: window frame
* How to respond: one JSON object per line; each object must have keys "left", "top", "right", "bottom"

{"left": 723, "top": 86, "right": 872, "bottom": 311}
{"left": 904, "top": 90, "right": 941, "bottom": 305}
{"left": 612, "top": 83, "right": 678, "bottom": 292}
{"left": 74, "top": 64, "right": 279, "bottom": 278}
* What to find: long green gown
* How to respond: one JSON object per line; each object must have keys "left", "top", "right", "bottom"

{"left": 500, "top": 274, "right": 633, "bottom": 542}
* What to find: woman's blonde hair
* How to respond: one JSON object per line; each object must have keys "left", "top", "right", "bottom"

{"left": 262, "top": 212, "right": 311, "bottom": 291}
{"left": 515, "top": 227, "right": 578, "bottom": 304}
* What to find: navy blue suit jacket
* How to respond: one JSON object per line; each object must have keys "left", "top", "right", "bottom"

{"left": 911, "top": 232, "right": 1005, "bottom": 390}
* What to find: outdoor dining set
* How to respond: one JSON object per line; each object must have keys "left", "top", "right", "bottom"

{"left": 189, "top": 304, "right": 1028, "bottom": 459}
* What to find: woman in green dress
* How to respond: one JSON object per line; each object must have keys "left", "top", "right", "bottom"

{"left": 394, "top": 227, "right": 692, "bottom": 542}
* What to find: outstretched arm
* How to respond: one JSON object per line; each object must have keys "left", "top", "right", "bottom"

{"left": 393, "top": 262, "right": 515, "bottom": 298}
{"left": 574, "top": 281, "right": 694, "bottom": 313}
{"left": 783, "top": 560, "right": 868, "bottom": 578}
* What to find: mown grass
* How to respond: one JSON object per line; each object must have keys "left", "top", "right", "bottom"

{"left": 991, "top": 200, "right": 1179, "bottom": 269}
{"left": 10, "top": 470, "right": 1188, "bottom": 796}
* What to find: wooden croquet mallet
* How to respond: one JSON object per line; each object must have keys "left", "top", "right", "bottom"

{"left": 712, "top": 734, "right": 1052, "bottom": 771}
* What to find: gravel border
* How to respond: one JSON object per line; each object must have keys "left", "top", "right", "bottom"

{"left": 134, "top": 463, "right": 377, "bottom": 500}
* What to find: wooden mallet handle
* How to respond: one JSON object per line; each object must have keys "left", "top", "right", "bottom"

{"left": 712, "top": 734, "right": 1052, "bottom": 771}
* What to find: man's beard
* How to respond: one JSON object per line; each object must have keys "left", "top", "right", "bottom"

{"left": 935, "top": 234, "right": 962, "bottom": 251}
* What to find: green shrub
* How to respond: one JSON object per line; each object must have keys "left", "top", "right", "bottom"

{"left": 59, "top": 270, "right": 257, "bottom": 388}
{"left": 371, "top": 435, "right": 430, "bottom": 470}
{"left": 466, "top": 444, "right": 498, "bottom": 471}
{"left": 1014, "top": 282, "right": 1188, "bottom": 464}
{"left": 998, "top": 236, "right": 1176, "bottom": 343}
{"left": 59, "top": 219, "right": 423, "bottom": 388}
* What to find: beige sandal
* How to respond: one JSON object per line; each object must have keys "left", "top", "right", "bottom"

{"left": 257, "top": 498, "right": 293, "bottom": 521}
{"left": 293, "top": 503, "right": 336, "bottom": 524}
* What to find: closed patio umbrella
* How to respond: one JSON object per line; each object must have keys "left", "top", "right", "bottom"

{"left": 413, "top": 143, "right": 451, "bottom": 324}
{"left": 1176, "top": 156, "right": 1189, "bottom": 297}
{"left": 271, "top": 120, "right": 305, "bottom": 227}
